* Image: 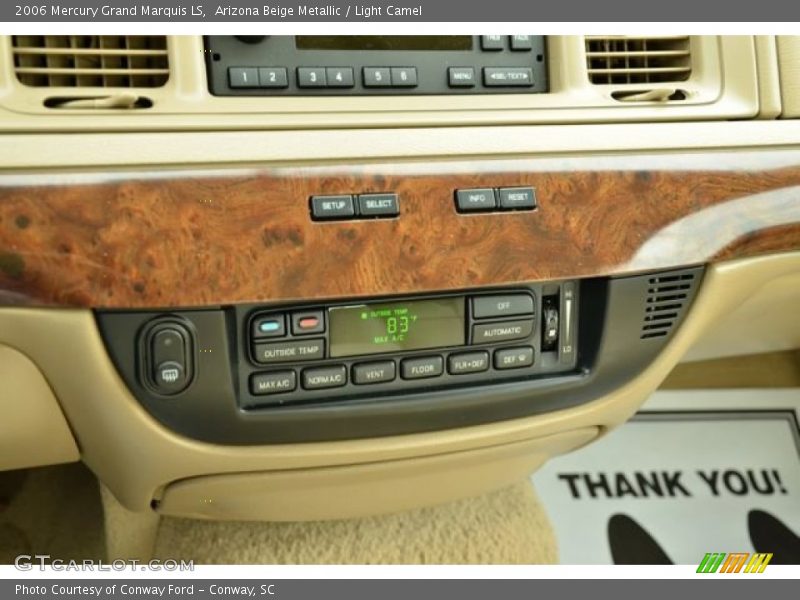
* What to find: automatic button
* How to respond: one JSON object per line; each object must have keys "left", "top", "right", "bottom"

{"left": 473, "top": 294, "right": 534, "bottom": 319}
{"left": 353, "top": 361, "right": 396, "bottom": 385}
{"left": 448, "top": 351, "right": 489, "bottom": 375}
{"left": 253, "top": 339, "right": 325, "bottom": 364}
{"left": 401, "top": 356, "right": 444, "bottom": 380}
{"left": 494, "top": 346, "right": 534, "bottom": 370}
{"left": 472, "top": 319, "right": 534, "bottom": 343}
{"left": 302, "top": 365, "right": 347, "bottom": 390}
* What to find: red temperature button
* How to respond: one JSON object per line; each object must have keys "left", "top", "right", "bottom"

{"left": 291, "top": 310, "right": 325, "bottom": 335}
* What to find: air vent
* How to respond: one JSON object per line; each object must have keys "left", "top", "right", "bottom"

{"left": 640, "top": 270, "right": 699, "bottom": 340}
{"left": 586, "top": 36, "right": 692, "bottom": 85}
{"left": 11, "top": 35, "right": 169, "bottom": 88}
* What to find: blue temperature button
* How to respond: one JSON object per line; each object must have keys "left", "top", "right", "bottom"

{"left": 252, "top": 314, "right": 286, "bottom": 339}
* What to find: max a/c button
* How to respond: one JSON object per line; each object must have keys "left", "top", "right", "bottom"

{"left": 250, "top": 371, "right": 296, "bottom": 396}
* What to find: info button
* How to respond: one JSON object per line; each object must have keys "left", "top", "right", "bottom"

{"left": 456, "top": 188, "right": 496, "bottom": 213}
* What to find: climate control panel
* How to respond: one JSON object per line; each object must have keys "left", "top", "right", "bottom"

{"left": 96, "top": 267, "right": 701, "bottom": 445}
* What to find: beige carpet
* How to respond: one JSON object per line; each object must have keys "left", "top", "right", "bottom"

{"left": 154, "top": 481, "right": 558, "bottom": 564}
{"left": 1, "top": 462, "right": 557, "bottom": 564}
{"left": 0, "top": 463, "right": 105, "bottom": 564}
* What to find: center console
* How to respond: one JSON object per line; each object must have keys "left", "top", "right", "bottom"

{"left": 97, "top": 267, "right": 701, "bottom": 445}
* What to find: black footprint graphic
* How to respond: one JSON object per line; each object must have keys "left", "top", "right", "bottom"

{"left": 607, "top": 513, "right": 673, "bottom": 564}
{"left": 748, "top": 509, "right": 800, "bottom": 564}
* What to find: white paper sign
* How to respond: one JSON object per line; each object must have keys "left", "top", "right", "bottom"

{"left": 532, "top": 414, "right": 800, "bottom": 564}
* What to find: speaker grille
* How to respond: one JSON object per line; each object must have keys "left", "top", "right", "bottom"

{"left": 641, "top": 271, "right": 698, "bottom": 339}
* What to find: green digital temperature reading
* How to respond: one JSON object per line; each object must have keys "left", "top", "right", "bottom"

{"left": 329, "top": 298, "right": 465, "bottom": 358}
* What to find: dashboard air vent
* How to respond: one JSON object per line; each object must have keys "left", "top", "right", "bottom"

{"left": 11, "top": 35, "right": 169, "bottom": 88}
{"left": 586, "top": 36, "right": 692, "bottom": 85}
{"left": 640, "top": 271, "right": 698, "bottom": 340}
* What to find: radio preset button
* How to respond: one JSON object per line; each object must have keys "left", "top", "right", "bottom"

{"left": 297, "top": 67, "right": 327, "bottom": 87}
{"left": 456, "top": 188, "right": 496, "bottom": 212}
{"left": 448, "top": 351, "right": 490, "bottom": 375}
{"left": 448, "top": 67, "right": 476, "bottom": 87}
{"left": 228, "top": 67, "right": 259, "bottom": 88}
{"left": 472, "top": 319, "right": 534, "bottom": 344}
{"left": 291, "top": 310, "right": 325, "bottom": 335}
{"left": 252, "top": 314, "right": 286, "bottom": 339}
{"left": 473, "top": 294, "right": 534, "bottom": 319}
{"left": 498, "top": 187, "right": 537, "bottom": 210}
{"left": 326, "top": 67, "right": 355, "bottom": 88}
{"left": 391, "top": 67, "right": 418, "bottom": 87}
{"left": 302, "top": 365, "right": 347, "bottom": 390}
{"left": 401, "top": 356, "right": 444, "bottom": 380}
{"left": 483, "top": 67, "right": 534, "bottom": 87}
{"left": 253, "top": 339, "right": 325, "bottom": 364}
{"left": 358, "top": 193, "right": 400, "bottom": 217}
{"left": 510, "top": 35, "right": 534, "bottom": 51}
{"left": 494, "top": 346, "right": 535, "bottom": 370}
{"left": 363, "top": 67, "right": 392, "bottom": 87}
{"left": 481, "top": 35, "right": 505, "bottom": 51}
{"left": 258, "top": 67, "right": 288, "bottom": 88}
{"left": 353, "top": 361, "right": 396, "bottom": 385}
{"left": 310, "top": 195, "right": 356, "bottom": 220}
{"left": 250, "top": 371, "right": 297, "bottom": 395}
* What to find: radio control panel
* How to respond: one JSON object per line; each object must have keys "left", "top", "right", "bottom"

{"left": 205, "top": 35, "right": 548, "bottom": 96}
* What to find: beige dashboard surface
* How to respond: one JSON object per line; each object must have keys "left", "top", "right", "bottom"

{"left": 0, "top": 252, "right": 798, "bottom": 519}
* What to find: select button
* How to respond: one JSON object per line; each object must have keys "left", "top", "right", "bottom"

{"left": 472, "top": 319, "right": 534, "bottom": 344}
{"left": 253, "top": 339, "right": 325, "bottom": 364}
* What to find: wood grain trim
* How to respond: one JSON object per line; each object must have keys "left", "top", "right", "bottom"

{"left": 1, "top": 150, "right": 800, "bottom": 308}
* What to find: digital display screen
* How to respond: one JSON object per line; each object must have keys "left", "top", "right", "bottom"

{"left": 295, "top": 36, "right": 473, "bottom": 52}
{"left": 328, "top": 298, "right": 465, "bottom": 358}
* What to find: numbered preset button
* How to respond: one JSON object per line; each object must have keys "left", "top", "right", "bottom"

{"left": 363, "top": 67, "right": 392, "bottom": 87}
{"left": 258, "top": 67, "right": 288, "bottom": 88}
{"left": 326, "top": 67, "right": 355, "bottom": 88}
{"left": 297, "top": 67, "right": 326, "bottom": 88}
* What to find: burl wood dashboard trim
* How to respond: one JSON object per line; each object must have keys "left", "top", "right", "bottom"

{"left": 1, "top": 150, "right": 799, "bottom": 309}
